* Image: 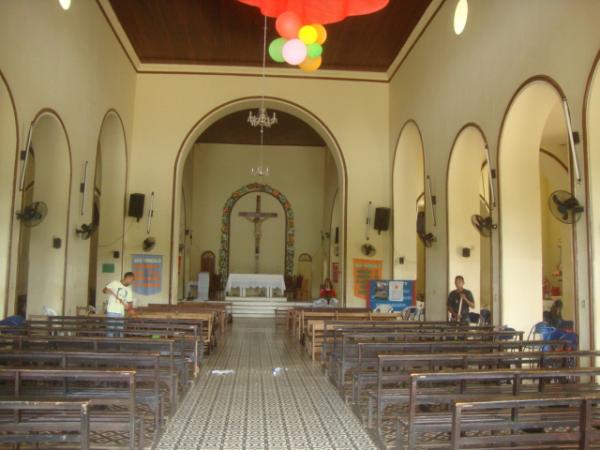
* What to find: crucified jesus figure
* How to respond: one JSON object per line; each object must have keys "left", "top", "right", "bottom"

{"left": 239, "top": 195, "right": 278, "bottom": 274}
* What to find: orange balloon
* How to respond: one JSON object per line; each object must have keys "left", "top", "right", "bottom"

{"left": 313, "top": 24, "right": 327, "bottom": 44}
{"left": 299, "top": 56, "right": 322, "bottom": 73}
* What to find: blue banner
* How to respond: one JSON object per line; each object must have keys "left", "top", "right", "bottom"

{"left": 369, "top": 280, "right": 415, "bottom": 313}
{"left": 132, "top": 254, "right": 163, "bottom": 296}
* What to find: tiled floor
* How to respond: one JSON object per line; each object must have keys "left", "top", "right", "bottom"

{"left": 157, "top": 318, "right": 378, "bottom": 450}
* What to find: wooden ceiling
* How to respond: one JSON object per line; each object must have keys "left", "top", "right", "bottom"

{"left": 197, "top": 109, "right": 326, "bottom": 146}
{"left": 108, "top": 0, "right": 432, "bottom": 72}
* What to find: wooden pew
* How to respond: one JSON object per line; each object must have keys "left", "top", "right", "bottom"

{"left": 287, "top": 308, "right": 371, "bottom": 339}
{"left": 297, "top": 310, "right": 401, "bottom": 341}
{"left": 351, "top": 340, "right": 569, "bottom": 404}
{"left": 319, "top": 321, "right": 490, "bottom": 366}
{"left": 0, "top": 335, "right": 190, "bottom": 393}
{"left": 11, "top": 318, "right": 204, "bottom": 376}
{"left": 0, "top": 350, "right": 167, "bottom": 431}
{"left": 0, "top": 400, "right": 91, "bottom": 449}
{"left": 0, "top": 368, "right": 143, "bottom": 450}
{"left": 451, "top": 394, "right": 600, "bottom": 449}
{"left": 144, "top": 302, "right": 231, "bottom": 335}
{"left": 133, "top": 311, "right": 215, "bottom": 353}
{"left": 304, "top": 316, "right": 450, "bottom": 361}
{"left": 329, "top": 329, "right": 524, "bottom": 388}
{"left": 400, "top": 367, "right": 600, "bottom": 450}
{"left": 367, "top": 349, "right": 593, "bottom": 438}
{"left": 35, "top": 314, "right": 212, "bottom": 357}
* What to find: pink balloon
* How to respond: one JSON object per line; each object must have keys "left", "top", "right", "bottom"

{"left": 282, "top": 39, "right": 307, "bottom": 66}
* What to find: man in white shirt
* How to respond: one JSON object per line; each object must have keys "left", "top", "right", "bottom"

{"left": 103, "top": 272, "right": 135, "bottom": 336}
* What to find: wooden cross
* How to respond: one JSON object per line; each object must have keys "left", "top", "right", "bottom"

{"left": 239, "top": 195, "right": 278, "bottom": 273}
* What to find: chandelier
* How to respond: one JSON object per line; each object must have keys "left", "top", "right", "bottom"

{"left": 249, "top": 15, "right": 276, "bottom": 177}
{"left": 247, "top": 107, "right": 277, "bottom": 128}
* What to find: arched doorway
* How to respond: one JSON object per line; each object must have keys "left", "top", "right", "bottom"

{"left": 170, "top": 97, "right": 348, "bottom": 304}
{"left": 0, "top": 70, "right": 18, "bottom": 317}
{"left": 499, "top": 79, "right": 576, "bottom": 334}
{"left": 393, "top": 121, "right": 427, "bottom": 311}
{"left": 14, "top": 110, "right": 72, "bottom": 317}
{"left": 447, "top": 125, "right": 492, "bottom": 314}
{"left": 89, "top": 111, "right": 127, "bottom": 309}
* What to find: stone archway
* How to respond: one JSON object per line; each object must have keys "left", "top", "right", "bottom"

{"left": 219, "top": 183, "right": 294, "bottom": 282}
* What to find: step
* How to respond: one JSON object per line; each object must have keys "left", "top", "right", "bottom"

{"left": 226, "top": 297, "right": 312, "bottom": 318}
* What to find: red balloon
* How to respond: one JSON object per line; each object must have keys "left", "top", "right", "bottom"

{"left": 275, "top": 11, "right": 302, "bottom": 39}
{"left": 238, "top": 0, "right": 389, "bottom": 25}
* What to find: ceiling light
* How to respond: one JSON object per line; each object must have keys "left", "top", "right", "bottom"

{"left": 59, "top": 0, "right": 71, "bottom": 10}
{"left": 453, "top": 0, "right": 468, "bottom": 35}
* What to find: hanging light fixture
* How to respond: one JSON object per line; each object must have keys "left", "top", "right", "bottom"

{"left": 59, "top": 0, "right": 72, "bottom": 10}
{"left": 453, "top": 0, "right": 468, "bottom": 35}
{"left": 249, "top": 16, "right": 276, "bottom": 177}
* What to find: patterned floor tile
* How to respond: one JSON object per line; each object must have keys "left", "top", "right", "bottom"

{"left": 156, "top": 318, "right": 377, "bottom": 450}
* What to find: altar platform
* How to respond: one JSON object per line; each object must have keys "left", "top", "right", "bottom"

{"left": 226, "top": 296, "right": 311, "bottom": 318}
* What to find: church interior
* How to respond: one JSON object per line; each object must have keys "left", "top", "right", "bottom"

{"left": 2, "top": 0, "right": 600, "bottom": 449}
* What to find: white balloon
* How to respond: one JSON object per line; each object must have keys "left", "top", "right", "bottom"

{"left": 282, "top": 39, "right": 308, "bottom": 66}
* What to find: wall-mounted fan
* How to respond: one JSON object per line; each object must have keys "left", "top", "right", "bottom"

{"left": 417, "top": 210, "right": 435, "bottom": 247}
{"left": 361, "top": 243, "right": 376, "bottom": 257}
{"left": 76, "top": 203, "right": 99, "bottom": 240}
{"left": 76, "top": 223, "right": 96, "bottom": 240}
{"left": 16, "top": 201, "right": 47, "bottom": 227}
{"left": 471, "top": 214, "right": 496, "bottom": 237}
{"left": 143, "top": 237, "right": 156, "bottom": 252}
{"left": 548, "top": 190, "right": 584, "bottom": 224}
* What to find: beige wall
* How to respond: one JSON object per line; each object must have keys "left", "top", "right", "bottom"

{"left": 0, "top": 0, "right": 136, "bottom": 316}
{"left": 183, "top": 143, "right": 331, "bottom": 299}
{"left": 127, "top": 74, "right": 390, "bottom": 306}
{"left": 390, "top": 0, "right": 600, "bottom": 341}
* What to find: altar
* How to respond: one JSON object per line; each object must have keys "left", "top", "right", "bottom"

{"left": 225, "top": 273, "right": 286, "bottom": 298}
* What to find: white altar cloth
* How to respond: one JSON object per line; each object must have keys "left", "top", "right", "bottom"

{"left": 226, "top": 274, "right": 286, "bottom": 298}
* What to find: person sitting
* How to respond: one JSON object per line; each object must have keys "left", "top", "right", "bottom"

{"left": 549, "top": 299, "right": 563, "bottom": 328}
{"left": 313, "top": 278, "right": 339, "bottom": 306}
{"left": 447, "top": 275, "right": 475, "bottom": 323}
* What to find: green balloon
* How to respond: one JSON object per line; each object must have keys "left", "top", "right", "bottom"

{"left": 269, "top": 38, "right": 286, "bottom": 63}
{"left": 307, "top": 43, "right": 323, "bottom": 59}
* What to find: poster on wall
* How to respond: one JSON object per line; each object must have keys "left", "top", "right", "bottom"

{"left": 369, "top": 280, "right": 415, "bottom": 312}
{"left": 353, "top": 259, "right": 383, "bottom": 302}
{"left": 132, "top": 254, "right": 163, "bottom": 296}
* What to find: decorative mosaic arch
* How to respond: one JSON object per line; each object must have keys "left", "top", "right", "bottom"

{"left": 219, "top": 183, "right": 295, "bottom": 283}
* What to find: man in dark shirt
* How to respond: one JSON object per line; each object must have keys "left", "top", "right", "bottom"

{"left": 447, "top": 275, "right": 475, "bottom": 322}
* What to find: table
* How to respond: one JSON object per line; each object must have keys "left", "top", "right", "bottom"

{"left": 226, "top": 274, "right": 286, "bottom": 298}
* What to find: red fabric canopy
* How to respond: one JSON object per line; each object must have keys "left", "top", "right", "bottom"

{"left": 237, "top": 0, "right": 389, "bottom": 25}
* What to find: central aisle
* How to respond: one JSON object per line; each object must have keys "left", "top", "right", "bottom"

{"left": 157, "top": 318, "right": 378, "bottom": 450}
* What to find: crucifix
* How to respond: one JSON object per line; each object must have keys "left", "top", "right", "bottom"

{"left": 239, "top": 195, "right": 278, "bottom": 274}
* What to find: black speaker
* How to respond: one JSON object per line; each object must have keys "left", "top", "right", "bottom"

{"left": 374, "top": 207, "right": 391, "bottom": 233}
{"left": 462, "top": 247, "right": 471, "bottom": 257}
{"left": 128, "top": 193, "right": 145, "bottom": 221}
